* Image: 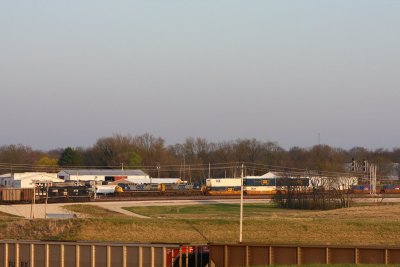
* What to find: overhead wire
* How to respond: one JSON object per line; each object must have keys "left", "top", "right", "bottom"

{"left": 0, "top": 160, "right": 383, "bottom": 179}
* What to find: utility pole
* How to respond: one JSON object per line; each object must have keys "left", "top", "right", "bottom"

{"left": 208, "top": 162, "right": 211, "bottom": 179}
{"left": 239, "top": 163, "right": 244, "bottom": 243}
{"left": 44, "top": 183, "right": 49, "bottom": 219}
{"left": 32, "top": 182, "right": 36, "bottom": 219}
{"left": 370, "top": 164, "right": 377, "bottom": 195}
{"left": 94, "top": 180, "right": 97, "bottom": 200}
{"left": 189, "top": 165, "right": 192, "bottom": 184}
{"left": 156, "top": 163, "right": 161, "bottom": 178}
{"left": 183, "top": 155, "right": 186, "bottom": 180}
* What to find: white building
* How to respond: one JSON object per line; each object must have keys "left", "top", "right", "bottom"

{"left": 57, "top": 169, "right": 149, "bottom": 182}
{"left": 246, "top": 172, "right": 280, "bottom": 179}
{"left": 113, "top": 177, "right": 183, "bottom": 185}
{"left": 0, "top": 172, "right": 62, "bottom": 188}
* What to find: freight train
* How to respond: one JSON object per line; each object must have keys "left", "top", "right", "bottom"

{"left": 0, "top": 177, "right": 398, "bottom": 203}
{"left": 0, "top": 182, "right": 204, "bottom": 203}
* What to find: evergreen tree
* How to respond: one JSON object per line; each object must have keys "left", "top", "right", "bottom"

{"left": 58, "top": 147, "right": 83, "bottom": 166}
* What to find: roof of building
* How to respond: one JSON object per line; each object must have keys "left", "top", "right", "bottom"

{"left": 59, "top": 169, "right": 148, "bottom": 176}
{"left": 111, "top": 177, "right": 182, "bottom": 185}
{"left": 259, "top": 172, "right": 280, "bottom": 178}
{"left": 0, "top": 172, "right": 59, "bottom": 180}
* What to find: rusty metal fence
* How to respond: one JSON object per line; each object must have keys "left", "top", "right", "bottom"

{"left": 209, "top": 244, "right": 400, "bottom": 266}
{"left": 3, "top": 240, "right": 400, "bottom": 266}
{"left": 0, "top": 240, "right": 209, "bottom": 267}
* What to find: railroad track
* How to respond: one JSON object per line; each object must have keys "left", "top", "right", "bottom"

{"left": 92, "top": 193, "right": 399, "bottom": 203}
{"left": 93, "top": 194, "right": 274, "bottom": 202}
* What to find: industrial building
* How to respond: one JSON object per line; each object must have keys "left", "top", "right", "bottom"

{"left": 57, "top": 169, "right": 149, "bottom": 182}
{"left": 0, "top": 172, "right": 63, "bottom": 188}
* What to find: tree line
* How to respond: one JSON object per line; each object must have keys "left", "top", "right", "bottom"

{"left": 0, "top": 133, "right": 399, "bottom": 179}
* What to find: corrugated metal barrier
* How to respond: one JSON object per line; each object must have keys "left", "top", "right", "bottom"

{"left": 209, "top": 244, "right": 400, "bottom": 266}
{"left": 0, "top": 240, "right": 209, "bottom": 267}
{"left": 2, "top": 241, "right": 400, "bottom": 266}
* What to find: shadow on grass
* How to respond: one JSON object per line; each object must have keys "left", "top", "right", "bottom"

{"left": 184, "top": 220, "right": 210, "bottom": 243}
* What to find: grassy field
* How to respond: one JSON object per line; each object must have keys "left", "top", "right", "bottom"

{"left": 64, "top": 204, "right": 127, "bottom": 218}
{"left": 1, "top": 203, "right": 400, "bottom": 247}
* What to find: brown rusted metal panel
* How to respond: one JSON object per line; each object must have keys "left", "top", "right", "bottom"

{"left": 19, "top": 244, "right": 30, "bottom": 267}
{"left": 21, "top": 188, "right": 34, "bottom": 202}
{"left": 388, "top": 249, "right": 400, "bottom": 264}
{"left": 301, "top": 247, "right": 326, "bottom": 264}
{"left": 329, "top": 248, "right": 355, "bottom": 264}
{"left": 79, "top": 245, "right": 91, "bottom": 267}
{"left": 64, "top": 245, "right": 76, "bottom": 267}
{"left": 248, "top": 246, "right": 269, "bottom": 266}
{"left": 272, "top": 246, "right": 297, "bottom": 265}
{"left": 126, "top": 246, "right": 139, "bottom": 267}
{"left": 142, "top": 247, "right": 151, "bottom": 267}
{"left": 227, "top": 246, "right": 246, "bottom": 267}
{"left": 9, "top": 241, "right": 400, "bottom": 267}
{"left": 8, "top": 243, "right": 16, "bottom": 265}
{"left": 34, "top": 244, "right": 45, "bottom": 267}
{"left": 48, "top": 244, "right": 61, "bottom": 267}
{"left": 358, "top": 248, "right": 385, "bottom": 264}
{"left": 0, "top": 243, "right": 4, "bottom": 267}
{"left": 110, "top": 246, "right": 123, "bottom": 267}
{"left": 153, "top": 247, "right": 163, "bottom": 267}
{"left": 209, "top": 245, "right": 225, "bottom": 267}
{"left": 94, "top": 246, "right": 107, "bottom": 267}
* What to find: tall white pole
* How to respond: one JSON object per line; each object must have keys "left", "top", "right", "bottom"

{"left": 32, "top": 182, "right": 36, "bottom": 219}
{"left": 44, "top": 184, "right": 49, "bottom": 219}
{"left": 240, "top": 163, "right": 244, "bottom": 243}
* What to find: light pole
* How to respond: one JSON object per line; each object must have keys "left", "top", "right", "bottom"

{"left": 240, "top": 163, "right": 244, "bottom": 243}
{"left": 93, "top": 176, "right": 97, "bottom": 200}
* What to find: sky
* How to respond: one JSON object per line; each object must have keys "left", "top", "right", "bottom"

{"left": 0, "top": 1, "right": 399, "bottom": 151}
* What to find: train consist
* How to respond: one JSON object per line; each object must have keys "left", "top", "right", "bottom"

{"left": 0, "top": 181, "right": 204, "bottom": 203}
{"left": 0, "top": 176, "right": 398, "bottom": 203}
{"left": 205, "top": 177, "right": 310, "bottom": 195}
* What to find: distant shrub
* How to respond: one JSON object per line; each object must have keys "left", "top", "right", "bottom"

{"left": 273, "top": 186, "right": 353, "bottom": 210}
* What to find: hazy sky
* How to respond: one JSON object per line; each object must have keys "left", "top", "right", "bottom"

{"left": 1, "top": 1, "right": 399, "bottom": 150}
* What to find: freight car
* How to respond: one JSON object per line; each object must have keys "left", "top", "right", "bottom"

{"left": 114, "top": 182, "right": 203, "bottom": 197}
{"left": 380, "top": 185, "right": 400, "bottom": 194}
{"left": 243, "top": 177, "right": 276, "bottom": 195}
{"left": 206, "top": 178, "right": 242, "bottom": 195}
{"left": 0, "top": 188, "right": 34, "bottom": 203}
{"left": 36, "top": 186, "right": 91, "bottom": 203}
{"left": 206, "top": 177, "right": 310, "bottom": 195}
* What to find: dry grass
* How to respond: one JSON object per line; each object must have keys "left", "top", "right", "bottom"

{"left": 2, "top": 203, "right": 400, "bottom": 246}
{"left": 74, "top": 203, "right": 400, "bottom": 245}
{"left": 0, "top": 219, "right": 82, "bottom": 241}
{"left": 63, "top": 204, "right": 128, "bottom": 218}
